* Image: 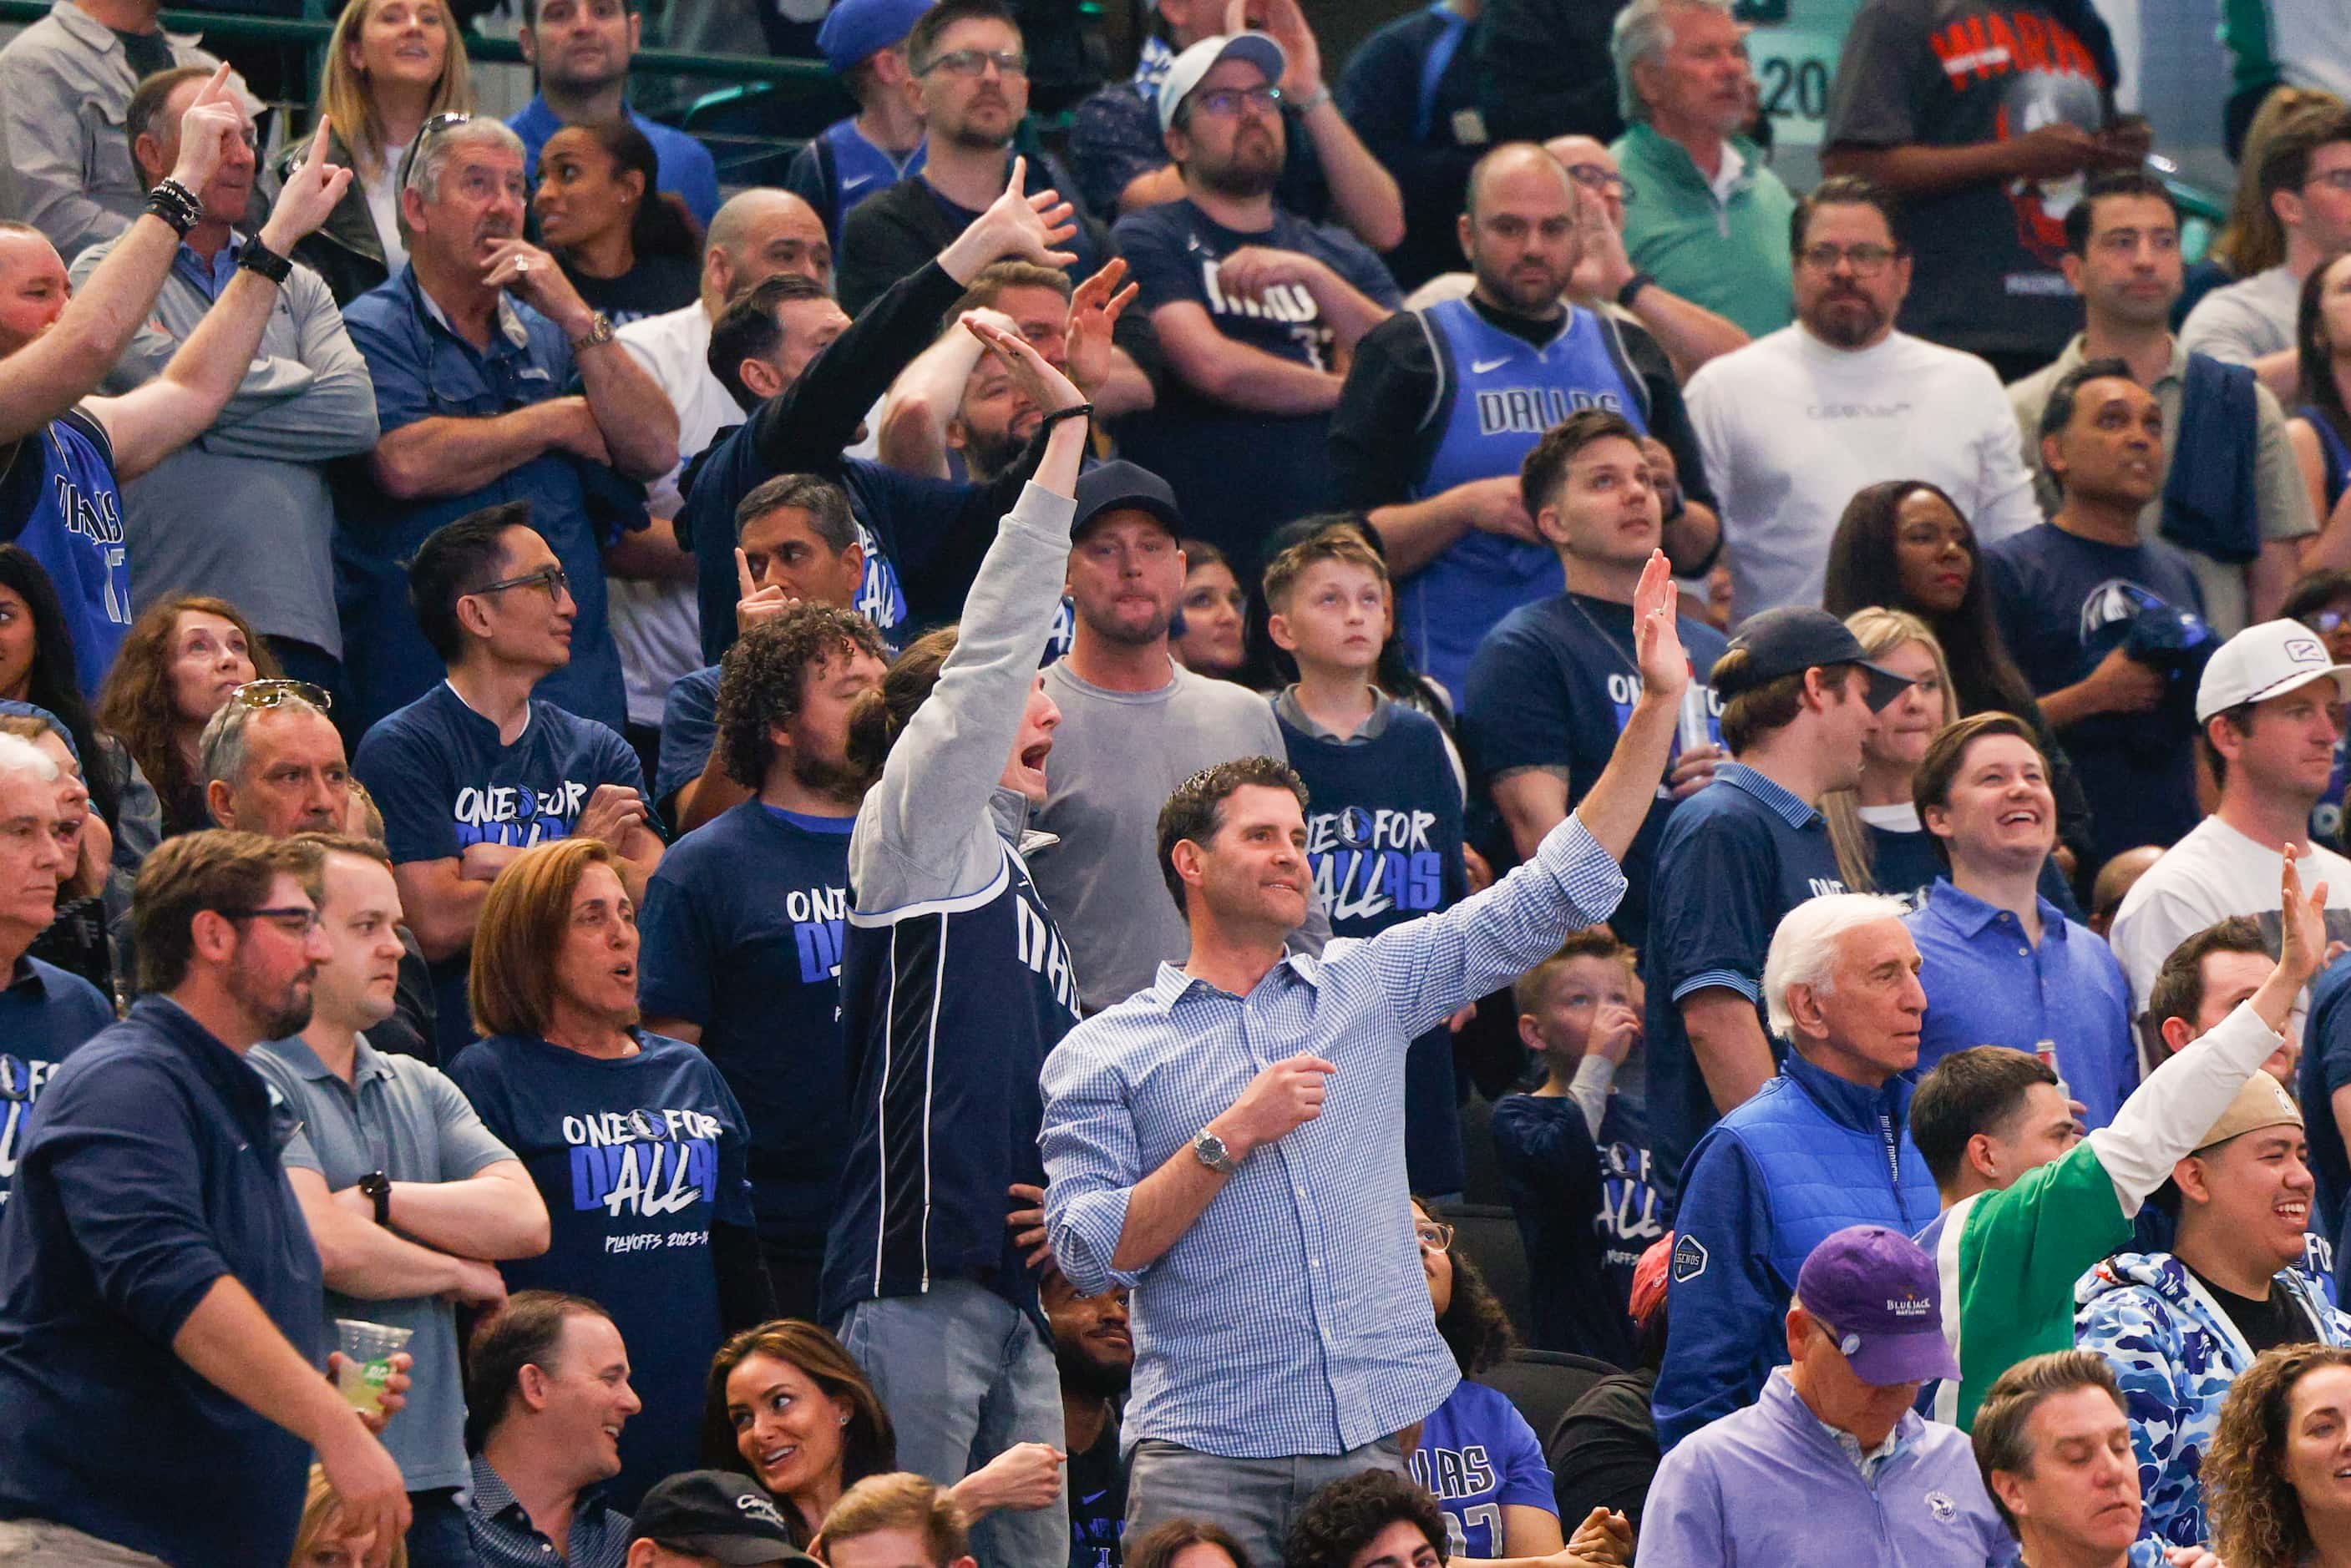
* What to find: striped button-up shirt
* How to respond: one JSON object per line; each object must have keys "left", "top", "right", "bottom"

{"left": 1040, "top": 815, "right": 1626, "bottom": 1458}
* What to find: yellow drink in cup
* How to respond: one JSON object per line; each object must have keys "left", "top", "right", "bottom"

{"left": 332, "top": 1318, "right": 413, "bottom": 1415}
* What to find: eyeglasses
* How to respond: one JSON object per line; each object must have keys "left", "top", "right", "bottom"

{"left": 1565, "top": 164, "right": 1635, "bottom": 204}
{"left": 230, "top": 678, "right": 332, "bottom": 713}
{"left": 919, "top": 48, "right": 1027, "bottom": 78}
{"left": 1191, "top": 84, "right": 1284, "bottom": 119}
{"left": 227, "top": 905, "right": 324, "bottom": 937}
{"left": 395, "top": 110, "right": 476, "bottom": 197}
{"left": 467, "top": 564, "right": 572, "bottom": 602}
{"left": 1797, "top": 241, "right": 1901, "bottom": 276}
{"left": 1415, "top": 1222, "right": 1455, "bottom": 1252}
{"left": 2303, "top": 609, "right": 2351, "bottom": 635}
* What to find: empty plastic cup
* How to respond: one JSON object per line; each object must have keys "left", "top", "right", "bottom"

{"left": 333, "top": 1318, "right": 413, "bottom": 1414}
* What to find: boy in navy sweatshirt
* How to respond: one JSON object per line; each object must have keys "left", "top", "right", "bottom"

{"left": 1265, "top": 526, "right": 1470, "bottom": 1193}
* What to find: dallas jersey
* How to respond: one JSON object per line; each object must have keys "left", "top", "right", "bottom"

{"left": 1397, "top": 299, "right": 1650, "bottom": 700}
{"left": 1, "top": 411, "right": 131, "bottom": 695}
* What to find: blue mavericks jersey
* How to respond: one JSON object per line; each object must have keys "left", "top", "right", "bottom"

{"left": 2, "top": 412, "right": 131, "bottom": 695}
{"left": 821, "top": 118, "right": 926, "bottom": 250}
{"left": 1398, "top": 299, "right": 1649, "bottom": 700}
{"left": 820, "top": 836, "right": 1083, "bottom": 1326}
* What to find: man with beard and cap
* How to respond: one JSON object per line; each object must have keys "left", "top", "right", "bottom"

{"left": 339, "top": 114, "right": 681, "bottom": 736}
{"left": 1112, "top": 31, "right": 1404, "bottom": 571}
{"left": 1029, "top": 459, "right": 1316, "bottom": 1017}
{"left": 1042, "top": 1269, "right": 1134, "bottom": 1568}
{"left": 0, "top": 831, "right": 417, "bottom": 1568}
{"left": 639, "top": 605, "right": 891, "bottom": 1319}
{"left": 1684, "top": 176, "right": 2045, "bottom": 625}
{"left": 1332, "top": 140, "right": 1720, "bottom": 705}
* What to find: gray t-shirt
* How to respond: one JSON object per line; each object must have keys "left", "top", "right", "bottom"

{"left": 2180, "top": 264, "right": 2301, "bottom": 367}
{"left": 1031, "top": 658, "right": 1314, "bottom": 1011}
{"left": 251, "top": 1034, "right": 515, "bottom": 1493}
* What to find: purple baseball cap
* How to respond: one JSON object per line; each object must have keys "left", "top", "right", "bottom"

{"left": 1795, "top": 1225, "right": 1960, "bottom": 1388}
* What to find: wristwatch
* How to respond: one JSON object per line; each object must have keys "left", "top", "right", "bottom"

{"left": 358, "top": 1171, "right": 392, "bottom": 1227}
{"left": 1193, "top": 1128, "right": 1239, "bottom": 1176}
{"left": 569, "top": 311, "right": 616, "bottom": 353}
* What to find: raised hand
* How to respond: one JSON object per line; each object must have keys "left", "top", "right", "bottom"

{"left": 167, "top": 63, "right": 247, "bottom": 196}
{"left": 261, "top": 114, "right": 355, "bottom": 250}
{"left": 2279, "top": 848, "right": 2329, "bottom": 989}
{"left": 1226, "top": 0, "right": 1323, "bottom": 97}
{"left": 979, "top": 157, "right": 1079, "bottom": 270}
{"left": 1065, "top": 258, "right": 1137, "bottom": 396}
{"left": 1629, "top": 549, "right": 1690, "bottom": 705}
{"left": 963, "top": 312, "right": 1087, "bottom": 417}
{"left": 735, "top": 546, "right": 796, "bottom": 635}
{"left": 482, "top": 237, "right": 595, "bottom": 337}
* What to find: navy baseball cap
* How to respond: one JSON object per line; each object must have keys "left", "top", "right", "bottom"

{"left": 818, "top": 0, "right": 935, "bottom": 74}
{"left": 628, "top": 1471, "right": 814, "bottom": 1565}
{"left": 1795, "top": 1226, "right": 1960, "bottom": 1388}
{"left": 1710, "top": 606, "right": 1915, "bottom": 711}
{"left": 1072, "top": 459, "right": 1186, "bottom": 540}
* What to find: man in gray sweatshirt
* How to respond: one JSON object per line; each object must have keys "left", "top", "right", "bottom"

{"left": 820, "top": 310, "right": 1094, "bottom": 1568}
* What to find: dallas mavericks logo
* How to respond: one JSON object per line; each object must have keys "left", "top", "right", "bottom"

{"left": 1335, "top": 807, "right": 1376, "bottom": 850}
{"left": 1474, "top": 387, "right": 1624, "bottom": 437}
{"left": 52, "top": 472, "right": 124, "bottom": 545}
{"left": 564, "top": 1108, "right": 721, "bottom": 1219}
{"left": 1305, "top": 807, "right": 1444, "bottom": 923}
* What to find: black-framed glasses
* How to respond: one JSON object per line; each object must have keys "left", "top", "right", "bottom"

{"left": 395, "top": 110, "right": 477, "bottom": 196}
{"left": 1798, "top": 242, "right": 1901, "bottom": 276}
{"left": 1566, "top": 164, "right": 1635, "bottom": 204}
{"left": 466, "top": 564, "right": 571, "bottom": 602}
{"left": 1415, "top": 1222, "right": 1456, "bottom": 1252}
{"left": 230, "top": 678, "right": 332, "bottom": 713}
{"left": 1192, "top": 84, "right": 1284, "bottom": 118}
{"left": 226, "top": 905, "right": 324, "bottom": 937}
{"left": 919, "top": 47, "right": 1027, "bottom": 78}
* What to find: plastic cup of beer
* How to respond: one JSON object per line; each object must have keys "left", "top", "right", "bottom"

{"left": 333, "top": 1318, "right": 413, "bottom": 1415}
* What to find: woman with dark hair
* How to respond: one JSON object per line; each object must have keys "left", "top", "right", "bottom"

{"left": 701, "top": 1318, "right": 1068, "bottom": 1549}
{"left": 1173, "top": 539, "right": 1247, "bottom": 681}
{"left": 1123, "top": 1518, "right": 1256, "bottom": 1568}
{"left": 95, "top": 594, "right": 278, "bottom": 838}
{"left": 2289, "top": 252, "right": 2351, "bottom": 527}
{"left": 1822, "top": 480, "right": 2094, "bottom": 866}
{"left": 533, "top": 119, "right": 703, "bottom": 326}
{"left": 2205, "top": 1342, "right": 2351, "bottom": 1567}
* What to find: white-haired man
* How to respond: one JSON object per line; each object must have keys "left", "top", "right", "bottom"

{"left": 1651, "top": 892, "right": 1942, "bottom": 1449}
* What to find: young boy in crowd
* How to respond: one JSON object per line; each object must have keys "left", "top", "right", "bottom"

{"left": 1492, "top": 932, "right": 1664, "bottom": 1365}
{"left": 1265, "top": 527, "right": 1470, "bottom": 1195}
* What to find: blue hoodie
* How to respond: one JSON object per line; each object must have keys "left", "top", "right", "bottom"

{"left": 2077, "top": 1251, "right": 2351, "bottom": 1549}
{"left": 1653, "top": 1050, "right": 1938, "bottom": 1449}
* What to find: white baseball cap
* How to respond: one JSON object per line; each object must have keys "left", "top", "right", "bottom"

{"left": 2194, "top": 617, "right": 2351, "bottom": 723}
{"left": 1156, "top": 33, "right": 1288, "bottom": 136}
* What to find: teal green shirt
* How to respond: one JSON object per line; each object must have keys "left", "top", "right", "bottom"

{"left": 1610, "top": 123, "right": 1796, "bottom": 339}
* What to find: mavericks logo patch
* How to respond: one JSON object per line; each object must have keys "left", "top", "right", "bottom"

{"left": 1671, "top": 1232, "right": 1708, "bottom": 1283}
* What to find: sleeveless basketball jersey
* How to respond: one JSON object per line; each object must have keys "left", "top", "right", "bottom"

{"left": 1398, "top": 299, "right": 1649, "bottom": 699}
{"left": 820, "top": 119, "right": 928, "bottom": 250}
{"left": 1, "top": 412, "right": 131, "bottom": 696}
{"left": 820, "top": 835, "right": 1082, "bottom": 1326}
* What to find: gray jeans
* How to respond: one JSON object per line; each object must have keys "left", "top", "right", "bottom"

{"left": 1125, "top": 1437, "right": 1413, "bottom": 1568}
{"left": 0, "top": 1520, "right": 170, "bottom": 1566}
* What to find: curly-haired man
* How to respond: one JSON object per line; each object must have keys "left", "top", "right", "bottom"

{"left": 1284, "top": 1470, "right": 1449, "bottom": 1568}
{"left": 638, "top": 603, "right": 889, "bottom": 1317}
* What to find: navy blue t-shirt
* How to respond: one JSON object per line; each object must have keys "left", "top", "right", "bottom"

{"left": 654, "top": 663, "right": 722, "bottom": 821}
{"left": 638, "top": 801, "right": 854, "bottom": 1266}
{"left": 444, "top": 1029, "right": 755, "bottom": 1510}
{"left": 1490, "top": 1089, "right": 1660, "bottom": 1363}
{"left": 0, "top": 955, "right": 114, "bottom": 1215}
{"left": 1983, "top": 524, "right": 2207, "bottom": 867}
{"left": 1643, "top": 764, "right": 1847, "bottom": 1200}
{"left": 353, "top": 683, "right": 651, "bottom": 1057}
{"left": 1112, "top": 198, "right": 1403, "bottom": 565}
{"left": 1460, "top": 592, "right": 1728, "bottom": 954}
{"left": 1276, "top": 699, "right": 1469, "bottom": 1194}
{"left": 2303, "top": 957, "right": 2351, "bottom": 1277}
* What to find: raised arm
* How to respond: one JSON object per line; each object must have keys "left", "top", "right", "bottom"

{"left": 88, "top": 115, "right": 354, "bottom": 482}
{"left": 0, "top": 64, "right": 247, "bottom": 448}
{"left": 1234, "top": 0, "right": 1406, "bottom": 250}
{"left": 479, "top": 236, "right": 678, "bottom": 481}
{"left": 850, "top": 321, "right": 1091, "bottom": 905}
{"left": 1568, "top": 549, "right": 1685, "bottom": 860}
{"left": 876, "top": 310, "right": 1005, "bottom": 480}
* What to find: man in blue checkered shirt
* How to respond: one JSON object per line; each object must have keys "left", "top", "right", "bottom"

{"left": 1039, "top": 549, "right": 1690, "bottom": 1568}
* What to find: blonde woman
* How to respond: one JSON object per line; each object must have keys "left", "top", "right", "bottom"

{"left": 288, "top": 0, "right": 474, "bottom": 303}
{"left": 290, "top": 1464, "right": 408, "bottom": 1568}
{"left": 1819, "top": 609, "right": 1956, "bottom": 902}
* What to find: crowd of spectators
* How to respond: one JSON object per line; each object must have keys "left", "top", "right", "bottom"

{"left": 12, "top": 0, "right": 2351, "bottom": 1565}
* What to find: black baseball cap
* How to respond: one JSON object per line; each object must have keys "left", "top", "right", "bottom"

{"left": 1072, "top": 459, "right": 1185, "bottom": 541}
{"left": 627, "top": 1471, "right": 816, "bottom": 1565}
{"left": 1709, "top": 606, "right": 1915, "bottom": 711}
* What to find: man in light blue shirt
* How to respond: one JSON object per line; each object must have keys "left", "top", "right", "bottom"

{"left": 1040, "top": 550, "right": 1690, "bottom": 1568}
{"left": 1908, "top": 712, "right": 2138, "bottom": 1130}
{"left": 509, "top": 0, "right": 720, "bottom": 228}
